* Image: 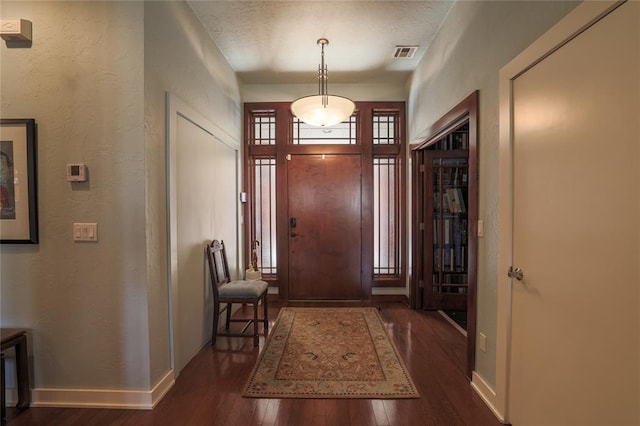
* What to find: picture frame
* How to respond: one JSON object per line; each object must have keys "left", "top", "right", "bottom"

{"left": 0, "top": 119, "right": 38, "bottom": 243}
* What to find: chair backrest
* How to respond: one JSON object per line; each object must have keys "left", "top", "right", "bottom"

{"left": 206, "top": 240, "right": 231, "bottom": 294}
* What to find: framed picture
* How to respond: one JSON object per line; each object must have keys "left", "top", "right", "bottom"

{"left": 0, "top": 119, "right": 38, "bottom": 243}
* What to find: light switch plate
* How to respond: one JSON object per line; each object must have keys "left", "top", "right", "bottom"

{"left": 73, "top": 223, "right": 97, "bottom": 242}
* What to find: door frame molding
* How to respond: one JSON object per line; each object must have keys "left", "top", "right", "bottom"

{"left": 410, "top": 90, "right": 479, "bottom": 380}
{"left": 166, "top": 93, "right": 242, "bottom": 375}
{"left": 243, "top": 102, "right": 406, "bottom": 302}
{"left": 495, "top": 1, "right": 623, "bottom": 421}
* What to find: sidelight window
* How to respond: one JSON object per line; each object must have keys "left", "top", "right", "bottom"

{"left": 372, "top": 111, "right": 402, "bottom": 281}
{"left": 250, "top": 157, "right": 277, "bottom": 275}
{"left": 374, "top": 157, "right": 400, "bottom": 276}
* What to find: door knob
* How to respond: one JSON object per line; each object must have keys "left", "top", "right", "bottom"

{"left": 508, "top": 266, "right": 524, "bottom": 281}
{"left": 290, "top": 232, "right": 297, "bottom": 237}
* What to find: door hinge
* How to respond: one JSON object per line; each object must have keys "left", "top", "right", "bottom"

{"left": 286, "top": 154, "right": 291, "bottom": 161}
{"left": 419, "top": 222, "right": 424, "bottom": 231}
{"left": 419, "top": 164, "right": 425, "bottom": 173}
{"left": 419, "top": 280, "right": 424, "bottom": 289}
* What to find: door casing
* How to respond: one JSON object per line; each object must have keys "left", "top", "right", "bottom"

{"left": 244, "top": 102, "right": 407, "bottom": 302}
{"left": 410, "top": 91, "right": 479, "bottom": 379}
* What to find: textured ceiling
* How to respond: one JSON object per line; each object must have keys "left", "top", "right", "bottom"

{"left": 187, "top": 1, "right": 454, "bottom": 85}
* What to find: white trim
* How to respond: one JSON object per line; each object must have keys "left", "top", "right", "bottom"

{"left": 6, "top": 370, "right": 175, "bottom": 410}
{"left": 268, "top": 287, "right": 405, "bottom": 297}
{"left": 437, "top": 310, "right": 466, "bottom": 337}
{"left": 371, "top": 287, "right": 407, "bottom": 296}
{"left": 268, "top": 286, "right": 279, "bottom": 295}
{"left": 496, "top": 1, "right": 623, "bottom": 422}
{"left": 149, "top": 369, "right": 176, "bottom": 408}
{"left": 471, "top": 372, "right": 506, "bottom": 424}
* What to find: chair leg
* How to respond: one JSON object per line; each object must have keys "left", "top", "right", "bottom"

{"left": 212, "top": 302, "right": 220, "bottom": 346}
{"left": 225, "top": 303, "right": 232, "bottom": 330}
{"left": 253, "top": 302, "right": 259, "bottom": 347}
{"left": 263, "top": 293, "right": 269, "bottom": 335}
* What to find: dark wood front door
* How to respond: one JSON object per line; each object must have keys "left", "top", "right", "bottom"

{"left": 287, "top": 154, "right": 362, "bottom": 300}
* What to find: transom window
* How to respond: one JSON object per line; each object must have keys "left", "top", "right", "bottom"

{"left": 248, "top": 109, "right": 276, "bottom": 146}
{"left": 292, "top": 115, "right": 357, "bottom": 144}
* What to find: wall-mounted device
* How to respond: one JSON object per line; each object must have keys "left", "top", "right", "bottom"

{"left": 73, "top": 223, "right": 98, "bottom": 242}
{"left": 1, "top": 19, "right": 32, "bottom": 42}
{"left": 67, "top": 163, "right": 87, "bottom": 182}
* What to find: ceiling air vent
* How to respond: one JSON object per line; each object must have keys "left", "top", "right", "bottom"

{"left": 393, "top": 45, "right": 419, "bottom": 59}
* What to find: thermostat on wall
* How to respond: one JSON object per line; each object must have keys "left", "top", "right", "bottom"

{"left": 1, "top": 19, "right": 32, "bottom": 42}
{"left": 67, "top": 163, "right": 87, "bottom": 182}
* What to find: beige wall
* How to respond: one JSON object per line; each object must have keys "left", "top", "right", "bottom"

{"left": 407, "top": 0, "right": 579, "bottom": 389}
{"left": 0, "top": 0, "right": 241, "bottom": 403}
{"left": 242, "top": 82, "right": 407, "bottom": 103}
{"left": 1, "top": 1, "right": 148, "bottom": 390}
{"left": 144, "top": 0, "right": 242, "bottom": 386}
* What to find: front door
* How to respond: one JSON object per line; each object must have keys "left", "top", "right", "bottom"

{"left": 287, "top": 154, "right": 362, "bottom": 300}
{"left": 508, "top": 2, "right": 639, "bottom": 424}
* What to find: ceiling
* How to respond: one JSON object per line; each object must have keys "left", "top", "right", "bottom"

{"left": 187, "top": 1, "right": 454, "bottom": 86}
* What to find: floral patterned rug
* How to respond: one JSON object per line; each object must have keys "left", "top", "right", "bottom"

{"left": 242, "top": 307, "right": 419, "bottom": 399}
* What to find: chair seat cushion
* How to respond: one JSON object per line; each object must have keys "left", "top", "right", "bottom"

{"left": 219, "top": 280, "right": 268, "bottom": 298}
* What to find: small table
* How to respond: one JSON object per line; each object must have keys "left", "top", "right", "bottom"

{"left": 1, "top": 328, "right": 30, "bottom": 417}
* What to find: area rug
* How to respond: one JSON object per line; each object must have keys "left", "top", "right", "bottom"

{"left": 242, "top": 307, "right": 419, "bottom": 399}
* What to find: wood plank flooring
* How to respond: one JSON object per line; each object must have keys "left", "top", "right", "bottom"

{"left": 5, "top": 302, "right": 502, "bottom": 425}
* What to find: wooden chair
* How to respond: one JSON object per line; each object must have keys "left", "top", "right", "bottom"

{"left": 206, "top": 239, "right": 268, "bottom": 346}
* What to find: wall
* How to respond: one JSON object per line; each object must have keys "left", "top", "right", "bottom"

{"left": 407, "top": 0, "right": 579, "bottom": 390}
{"left": 0, "top": 1, "right": 149, "bottom": 392}
{"left": 143, "top": 0, "right": 242, "bottom": 387}
{"left": 0, "top": 0, "right": 241, "bottom": 406}
{"left": 242, "top": 83, "right": 407, "bottom": 103}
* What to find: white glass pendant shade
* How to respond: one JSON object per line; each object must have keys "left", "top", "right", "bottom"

{"left": 291, "top": 38, "right": 355, "bottom": 127}
{"left": 291, "top": 94, "right": 355, "bottom": 127}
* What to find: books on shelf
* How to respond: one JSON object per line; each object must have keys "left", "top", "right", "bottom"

{"left": 442, "top": 191, "right": 451, "bottom": 213}
{"left": 456, "top": 188, "right": 466, "bottom": 212}
{"left": 434, "top": 216, "right": 468, "bottom": 275}
{"left": 444, "top": 218, "right": 450, "bottom": 244}
{"left": 445, "top": 188, "right": 466, "bottom": 213}
{"left": 432, "top": 131, "right": 469, "bottom": 150}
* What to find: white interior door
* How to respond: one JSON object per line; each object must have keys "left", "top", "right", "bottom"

{"left": 168, "top": 95, "right": 241, "bottom": 376}
{"left": 508, "top": 2, "right": 639, "bottom": 425}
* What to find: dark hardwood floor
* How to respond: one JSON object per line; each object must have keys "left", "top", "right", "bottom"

{"left": 5, "top": 301, "right": 501, "bottom": 425}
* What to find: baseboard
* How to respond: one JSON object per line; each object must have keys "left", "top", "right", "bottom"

{"left": 370, "top": 294, "right": 409, "bottom": 304}
{"left": 6, "top": 369, "right": 175, "bottom": 410}
{"left": 370, "top": 287, "right": 409, "bottom": 304}
{"left": 437, "top": 310, "right": 467, "bottom": 336}
{"left": 471, "top": 371, "right": 507, "bottom": 424}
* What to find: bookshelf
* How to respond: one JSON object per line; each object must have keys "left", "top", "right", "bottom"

{"left": 431, "top": 152, "right": 468, "bottom": 298}
{"left": 421, "top": 124, "right": 469, "bottom": 310}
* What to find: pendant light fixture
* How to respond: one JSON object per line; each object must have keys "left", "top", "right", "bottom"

{"left": 291, "top": 38, "right": 355, "bottom": 127}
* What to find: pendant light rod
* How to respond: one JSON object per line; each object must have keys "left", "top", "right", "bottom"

{"left": 318, "top": 38, "right": 329, "bottom": 106}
